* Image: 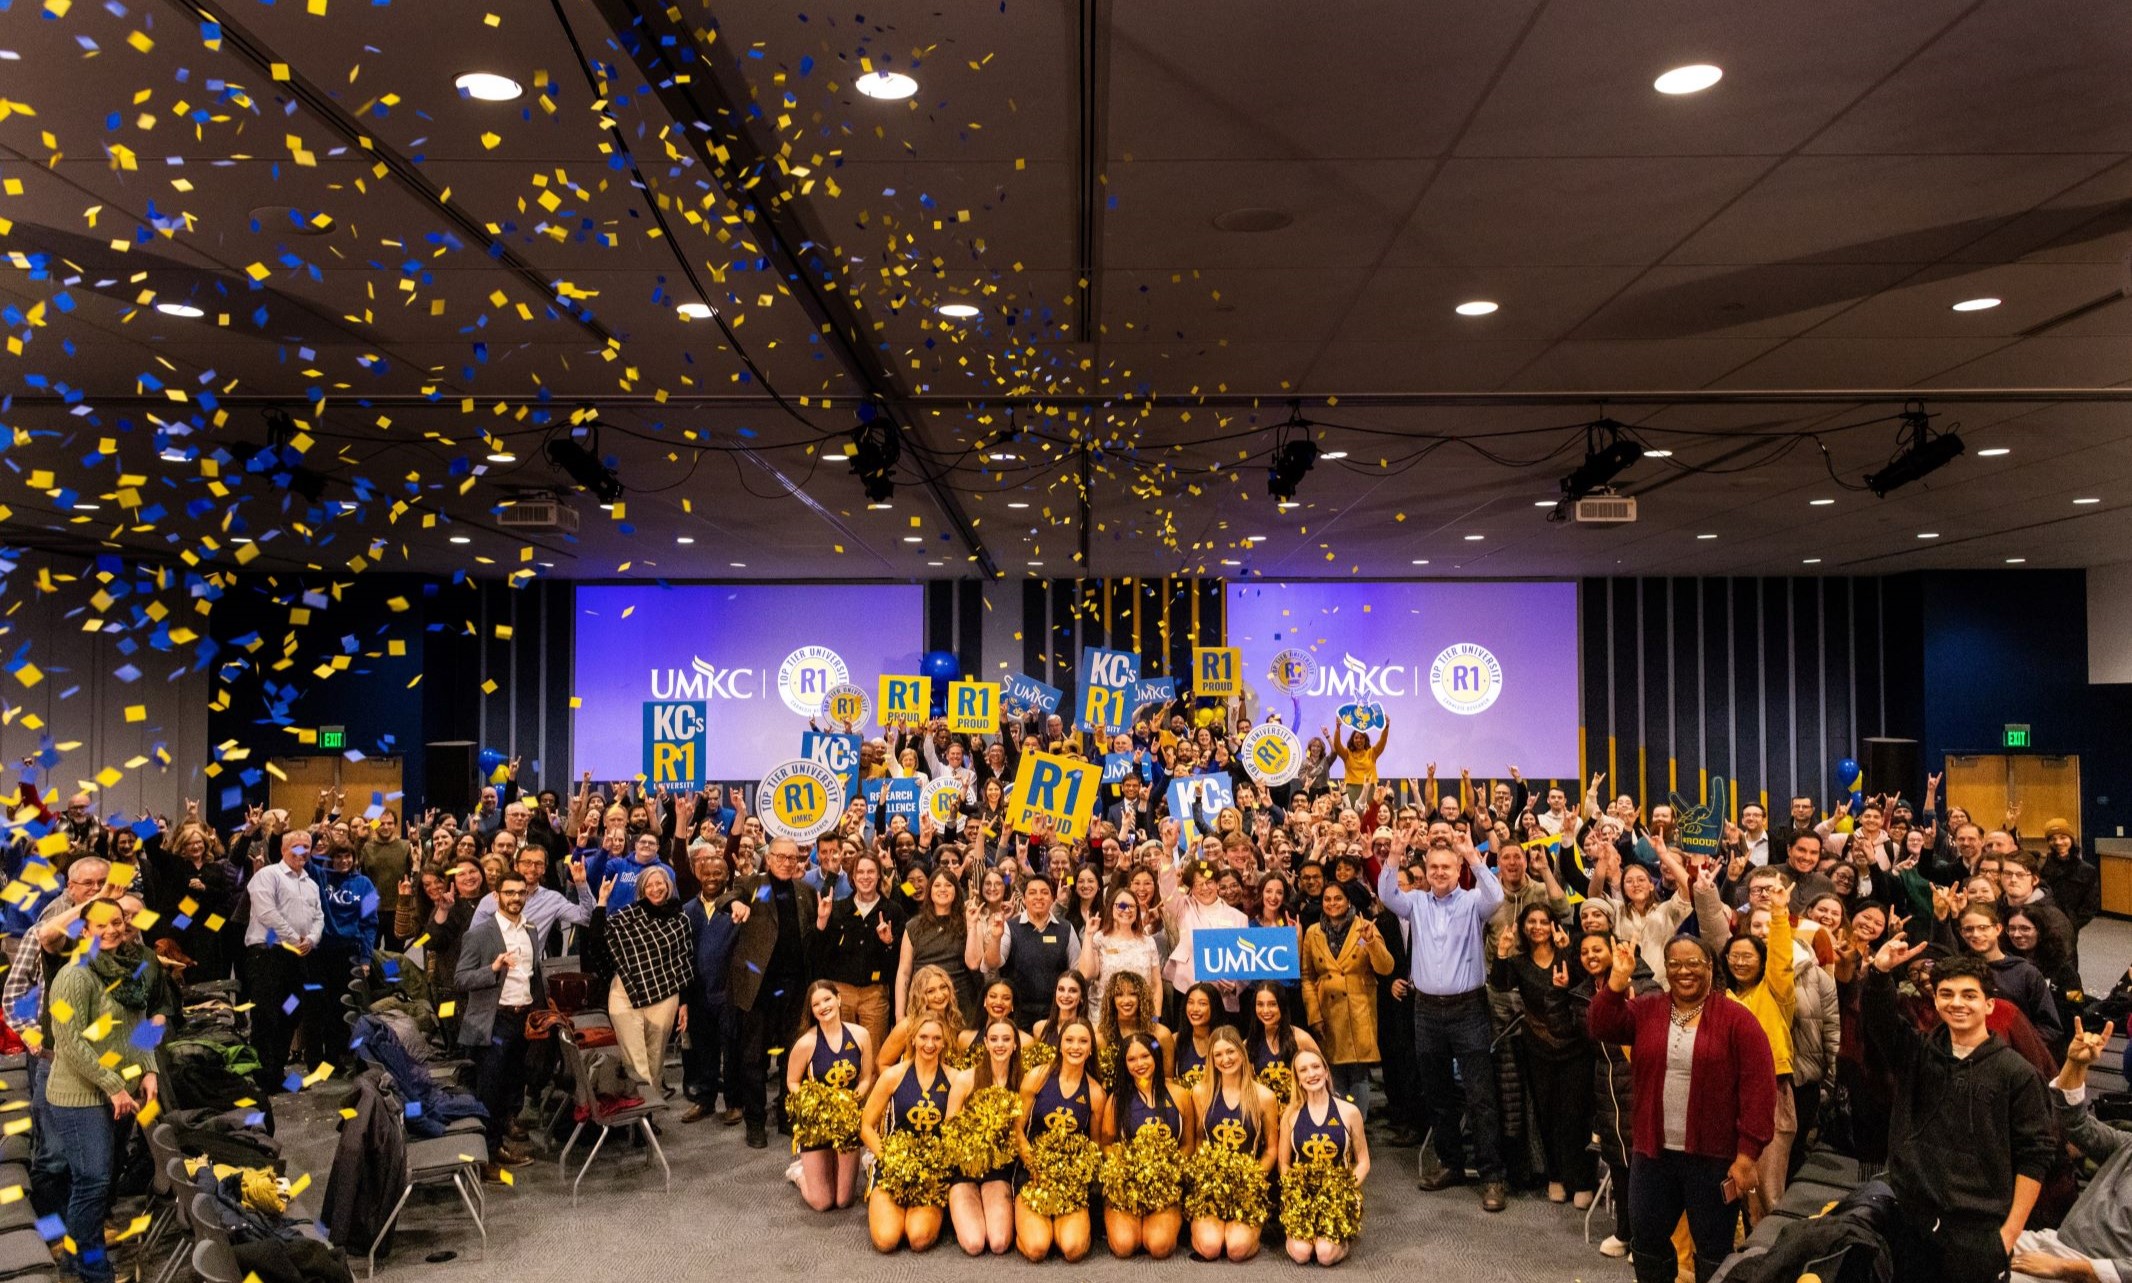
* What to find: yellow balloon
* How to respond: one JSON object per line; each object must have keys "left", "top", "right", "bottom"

{"left": 489, "top": 764, "right": 511, "bottom": 784}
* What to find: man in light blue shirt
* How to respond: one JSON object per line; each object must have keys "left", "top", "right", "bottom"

{"left": 1378, "top": 831, "right": 1509, "bottom": 1211}
{"left": 245, "top": 829, "right": 327, "bottom": 1094}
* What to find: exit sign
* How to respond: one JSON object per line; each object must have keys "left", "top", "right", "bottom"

{"left": 318, "top": 726, "right": 346, "bottom": 750}
{"left": 2004, "top": 724, "right": 2031, "bottom": 748}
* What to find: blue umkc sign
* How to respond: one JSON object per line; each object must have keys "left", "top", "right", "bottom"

{"left": 1195, "top": 926, "right": 1301, "bottom": 982}
{"left": 643, "top": 700, "right": 709, "bottom": 788}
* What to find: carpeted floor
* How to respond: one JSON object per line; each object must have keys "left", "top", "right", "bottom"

{"left": 250, "top": 916, "right": 2132, "bottom": 1282}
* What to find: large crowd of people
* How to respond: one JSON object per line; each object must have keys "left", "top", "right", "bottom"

{"left": 5, "top": 701, "right": 2121, "bottom": 1282}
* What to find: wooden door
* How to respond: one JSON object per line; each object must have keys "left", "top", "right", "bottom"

{"left": 2009, "top": 755, "right": 2081, "bottom": 851}
{"left": 267, "top": 755, "right": 405, "bottom": 820}
{"left": 1942, "top": 754, "right": 2006, "bottom": 826}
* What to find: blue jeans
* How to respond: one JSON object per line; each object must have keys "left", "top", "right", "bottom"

{"left": 1412, "top": 990, "right": 1503, "bottom": 1181}
{"left": 46, "top": 1103, "right": 115, "bottom": 1283}
{"left": 1328, "top": 1062, "right": 1372, "bottom": 1124}
{"left": 28, "top": 1055, "right": 69, "bottom": 1217}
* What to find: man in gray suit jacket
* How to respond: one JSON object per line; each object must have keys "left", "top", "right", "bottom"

{"left": 717, "top": 837, "right": 823, "bottom": 1148}
{"left": 457, "top": 872, "right": 544, "bottom": 1179}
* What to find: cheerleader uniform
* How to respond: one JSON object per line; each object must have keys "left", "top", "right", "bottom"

{"left": 948, "top": 1072, "right": 1020, "bottom": 1187}
{"left": 1019, "top": 1068, "right": 1099, "bottom": 1215}
{"left": 874, "top": 1065, "right": 950, "bottom": 1208}
{"left": 800, "top": 1027, "right": 865, "bottom": 1153}
{"left": 1282, "top": 1097, "right": 1361, "bottom": 1244}
{"left": 1204, "top": 1088, "right": 1261, "bottom": 1155}
{"left": 1251, "top": 1035, "right": 1295, "bottom": 1105}
{"left": 1173, "top": 1033, "right": 1210, "bottom": 1088}
{"left": 1103, "top": 1086, "right": 1187, "bottom": 1216}
{"left": 1124, "top": 1088, "right": 1181, "bottom": 1146}
{"left": 886, "top": 1065, "right": 949, "bottom": 1139}
{"left": 1186, "top": 1085, "right": 1271, "bottom": 1227}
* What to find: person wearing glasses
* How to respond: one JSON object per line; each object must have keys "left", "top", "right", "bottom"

{"left": 1077, "top": 882, "right": 1161, "bottom": 1019}
{"left": 721, "top": 837, "right": 824, "bottom": 1149}
{"left": 11, "top": 855, "right": 112, "bottom": 1218}
{"left": 1589, "top": 935, "right": 1777, "bottom": 1283}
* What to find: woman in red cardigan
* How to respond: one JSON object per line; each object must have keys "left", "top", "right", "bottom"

{"left": 1589, "top": 935, "right": 1777, "bottom": 1283}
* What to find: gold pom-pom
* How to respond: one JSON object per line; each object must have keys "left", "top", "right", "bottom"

{"left": 1100, "top": 1120, "right": 1185, "bottom": 1216}
{"left": 1093, "top": 1042, "right": 1119, "bottom": 1083}
{"left": 1020, "top": 1039, "right": 1057, "bottom": 1072}
{"left": 1183, "top": 1140, "right": 1269, "bottom": 1225}
{"left": 1279, "top": 1158, "right": 1362, "bottom": 1244}
{"left": 1019, "top": 1130, "right": 1100, "bottom": 1216}
{"left": 942, "top": 1041, "right": 977, "bottom": 1072}
{"left": 785, "top": 1077, "right": 861, "bottom": 1153}
{"left": 872, "top": 1131, "right": 950, "bottom": 1208}
{"left": 1256, "top": 1062, "right": 1295, "bottom": 1106}
{"left": 1174, "top": 1063, "right": 1204, "bottom": 1090}
{"left": 939, "top": 1084, "right": 1021, "bottom": 1179}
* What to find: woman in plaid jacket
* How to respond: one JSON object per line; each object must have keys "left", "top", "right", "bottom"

{"left": 586, "top": 865, "right": 695, "bottom": 1097}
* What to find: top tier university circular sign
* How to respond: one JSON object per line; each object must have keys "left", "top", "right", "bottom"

{"left": 779, "top": 646, "right": 850, "bottom": 716}
{"left": 1241, "top": 722, "right": 1303, "bottom": 786}
{"left": 756, "top": 759, "right": 846, "bottom": 843}
{"left": 1429, "top": 643, "right": 1504, "bottom": 716}
{"left": 1269, "top": 648, "right": 1318, "bottom": 696}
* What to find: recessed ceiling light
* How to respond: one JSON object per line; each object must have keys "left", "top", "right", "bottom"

{"left": 1028, "top": 560, "right": 1043, "bottom": 567}
{"left": 1277, "top": 501, "right": 1300, "bottom": 510}
{"left": 1696, "top": 533, "right": 1717, "bottom": 540}
{"left": 1802, "top": 558, "right": 1822, "bottom": 565}
{"left": 1533, "top": 500, "right": 1555, "bottom": 507}
{"left": 1243, "top": 535, "right": 1267, "bottom": 543}
{"left": 449, "top": 535, "right": 471, "bottom": 544}
{"left": 2005, "top": 557, "right": 2026, "bottom": 564}
{"left": 2075, "top": 497, "right": 2102, "bottom": 505}
{"left": 1464, "top": 534, "right": 1485, "bottom": 541}
{"left": 903, "top": 535, "right": 924, "bottom": 543}
{"left": 1007, "top": 501, "right": 1029, "bottom": 509}
{"left": 1653, "top": 64, "right": 1723, "bottom": 95}
{"left": 855, "top": 70, "right": 918, "bottom": 100}
{"left": 1321, "top": 451, "right": 1348, "bottom": 460}
{"left": 676, "top": 302, "right": 714, "bottom": 319}
{"left": 1951, "top": 297, "right": 2001, "bottom": 313}
{"left": 1917, "top": 532, "right": 1940, "bottom": 539}
{"left": 154, "top": 302, "right": 204, "bottom": 318}
{"left": 867, "top": 501, "right": 893, "bottom": 510}
{"left": 676, "top": 537, "right": 695, "bottom": 545}
{"left": 1642, "top": 449, "right": 1674, "bottom": 458}
{"left": 538, "top": 561, "right": 555, "bottom": 568}
{"left": 73, "top": 502, "right": 100, "bottom": 511}
{"left": 729, "top": 562, "right": 746, "bottom": 568}
{"left": 928, "top": 561, "right": 944, "bottom": 567}
{"left": 1454, "top": 300, "right": 1499, "bottom": 317}
{"left": 988, "top": 452, "right": 1017, "bottom": 461}
{"left": 159, "top": 448, "right": 189, "bottom": 462}
{"left": 1221, "top": 559, "right": 1242, "bottom": 566}
{"left": 936, "top": 303, "right": 981, "bottom": 319}
{"left": 454, "top": 72, "right": 523, "bottom": 102}
{"left": 485, "top": 451, "right": 516, "bottom": 463}
{"left": 1809, "top": 498, "right": 1835, "bottom": 506}
{"left": 598, "top": 502, "right": 615, "bottom": 511}
{"left": 1977, "top": 447, "right": 2011, "bottom": 457}
{"left": 338, "top": 501, "right": 358, "bottom": 512}
{"left": 1411, "top": 559, "right": 1430, "bottom": 566}
{"left": 1210, "top": 208, "right": 1293, "bottom": 233}
{"left": 230, "top": 537, "right": 253, "bottom": 545}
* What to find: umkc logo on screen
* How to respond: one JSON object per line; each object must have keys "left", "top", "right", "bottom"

{"left": 647, "top": 645, "right": 848, "bottom": 715}
{"left": 1296, "top": 648, "right": 1504, "bottom": 716}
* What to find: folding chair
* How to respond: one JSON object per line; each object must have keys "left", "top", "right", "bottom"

{"left": 190, "top": 1239, "right": 243, "bottom": 1283}
{"left": 366, "top": 1126, "right": 489, "bottom": 1277}
{"left": 553, "top": 1031, "right": 669, "bottom": 1205}
{"left": 1582, "top": 1165, "right": 1611, "bottom": 1243}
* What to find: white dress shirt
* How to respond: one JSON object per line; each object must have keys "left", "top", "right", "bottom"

{"left": 495, "top": 913, "right": 534, "bottom": 1007}
{"left": 246, "top": 860, "right": 325, "bottom": 949}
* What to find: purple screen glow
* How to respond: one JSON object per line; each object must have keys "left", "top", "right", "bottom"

{"left": 571, "top": 584, "right": 924, "bottom": 780}
{"left": 1225, "top": 580, "right": 1580, "bottom": 779}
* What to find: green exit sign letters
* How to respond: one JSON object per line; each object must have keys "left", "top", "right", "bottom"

{"left": 318, "top": 726, "right": 346, "bottom": 750}
{"left": 2003, "top": 724, "right": 2031, "bottom": 749}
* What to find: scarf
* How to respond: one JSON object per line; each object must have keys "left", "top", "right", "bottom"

{"left": 639, "top": 892, "right": 685, "bottom": 921}
{"left": 89, "top": 942, "right": 155, "bottom": 1012}
{"left": 1320, "top": 909, "right": 1356, "bottom": 957}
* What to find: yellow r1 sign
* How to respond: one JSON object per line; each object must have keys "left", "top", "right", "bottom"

{"left": 878, "top": 674, "right": 931, "bottom": 726}
{"left": 947, "top": 680, "right": 999, "bottom": 734}
{"left": 1194, "top": 647, "right": 1241, "bottom": 696}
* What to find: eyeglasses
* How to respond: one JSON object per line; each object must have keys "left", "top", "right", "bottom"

{"left": 1664, "top": 960, "right": 1710, "bottom": 972}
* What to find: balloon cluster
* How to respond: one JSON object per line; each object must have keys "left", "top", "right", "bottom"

{"left": 919, "top": 650, "right": 961, "bottom": 716}
{"left": 477, "top": 747, "right": 511, "bottom": 786}
{"left": 1834, "top": 756, "right": 1865, "bottom": 833}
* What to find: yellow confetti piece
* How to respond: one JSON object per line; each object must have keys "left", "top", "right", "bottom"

{"left": 436, "top": 1000, "right": 455, "bottom": 1018}
{"left": 123, "top": 705, "right": 146, "bottom": 723}
{"left": 12, "top": 665, "right": 41, "bottom": 689}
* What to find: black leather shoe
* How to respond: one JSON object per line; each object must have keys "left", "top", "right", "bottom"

{"left": 745, "top": 1125, "right": 769, "bottom": 1149}
{"left": 1481, "top": 1181, "right": 1509, "bottom": 1213}
{"left": 1417, "top": 1168, "right": 1466, "bottom": 1192}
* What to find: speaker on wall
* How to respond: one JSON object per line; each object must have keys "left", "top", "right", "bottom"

{"left": 1862, "top": 737, "right": 1922, "bottom": 803}
{"left": 425, "top": 740, "right": 477, "bottom": 815}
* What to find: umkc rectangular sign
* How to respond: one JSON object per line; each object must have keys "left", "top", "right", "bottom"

{"left": 574, "top": 585, "right": 924, "bottom": 780}
{"left": 1194, "top": 926, "right": 1301, "bottom": 982}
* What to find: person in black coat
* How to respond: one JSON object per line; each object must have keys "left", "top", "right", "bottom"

{"left": 1372, "top": 874, "right": 1420, "bottom": 1147}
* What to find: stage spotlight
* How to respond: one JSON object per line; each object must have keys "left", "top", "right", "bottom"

{"left": 849, "top": 405, "right": 902, "bottom": 506}
{"left": 1559, "top": 419, "right": 1643, "bottom": 503}
{"left": 1865, "top": 407, "right": 1964, "bottom": 498}
{"left": 545, "top": 435, "right": 623, "bottom": 503}
{"left": 1267, "top": 439, "right": 1317, "bottom": 503}
{"left": 255, "top": 409, "right": 331, "bottom": 503}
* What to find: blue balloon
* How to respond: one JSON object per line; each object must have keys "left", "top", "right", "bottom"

{"left": 918, "top": 649, "right": 962, "bottom": 684}
{"left": 1836, "top": 756, "right": 1861, "bottom": 784}
{"left": 1849, "top": 790, "right": 1865, "bottom": 810}
{"left": 478, "top": 747, "right": 507, "bottom": 775}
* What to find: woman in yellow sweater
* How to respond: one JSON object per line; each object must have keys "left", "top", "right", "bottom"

{"left": 1318, "top": 720, "right": 1388, "bottom": 807}
{"left": 1723, "top": 902, "right": 1794, "bottom": 1223}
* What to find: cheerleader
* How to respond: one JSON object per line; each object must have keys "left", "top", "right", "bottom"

{"left": 1026, "top": 970, "right": 1088, "bottom": 1073}
{"left": 955, "top": 980, "right": 1027, "bottom": 1070}
{"left": 1100, "top": 1031, "right": 1197, "bottom": 1259}
{"left": 943, "top": 1016, "right": 1024, "bottom": 1255}
{"left": 785, "top": 980, "right": 876, "bottom": 1212}
{"left": 1248, "top": 980, "right": 1321, "bottom": 1107}
{"left": 861, "top": 1014, "right": 952, "bottom": 1252}
{"left": 1095, "top": 970, "right": 1175, "bottom": 1083}
{"left": 1279, "top": 1048, "right": 1369, "bottom": 1267}
{"left": 1173, "top": 982, "right": 1222, "bottom": 1089}
{"left": 880, "top": 963, "right": 966, "bottom": 1065}
{"left": 1188, "top": 1027, "right": 1279, "bottom": 1263}
{"left": 1014, "top": 1017, "right": 1108, "bottom": 1262}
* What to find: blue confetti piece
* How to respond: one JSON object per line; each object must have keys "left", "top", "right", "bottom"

{"left": 130, "top": 1021, "right": 166, "bottom": 1051}
{"left": 283, "top": 1071, "right": 305, "bottom": 1093}
{"left": 403, "top": 1100, "right": 423, "bottom": 1117}
{"left": 33, "top": 1214, "right": 64, "bottom": 1243}
{"left": 281, "top": 994, "right": 299, "bottom": 1015}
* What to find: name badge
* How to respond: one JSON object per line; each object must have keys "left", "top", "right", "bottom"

{"left": 1042, "top": 935, "right": 1057, "bottom": 944}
